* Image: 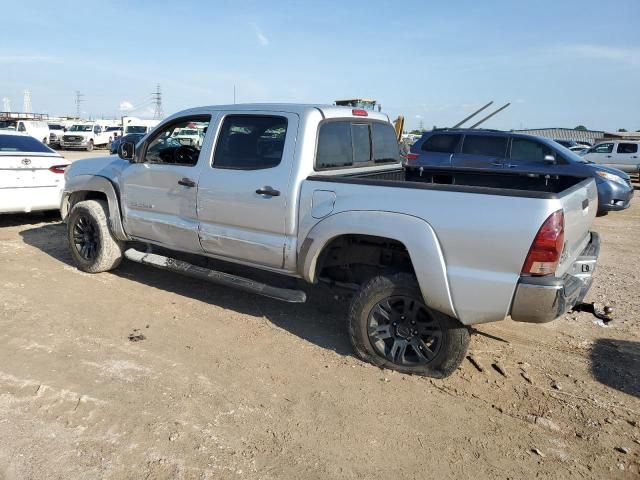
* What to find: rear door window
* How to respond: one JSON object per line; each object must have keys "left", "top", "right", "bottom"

{"left": 617, "top": 143, "right": 638, "bottom": 154}
{"left": 421, "top": 134, "right": 461, "bottom": 153}
{"left": 461, "top": 135, "right": 507, "bottom": 157}
{"left": 510, "top": 138, "right": 553, "bottom": 163}
{"left": 213, "top": 115, "right": 287, "bottom": 170}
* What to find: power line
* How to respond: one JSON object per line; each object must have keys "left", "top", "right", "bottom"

{"left": 152, "top": 84, "right": 163, "bottom": 120}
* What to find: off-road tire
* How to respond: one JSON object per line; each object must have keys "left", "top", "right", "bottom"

{"left": 348, "top": 273, "right": 470, "bottom": 378}
{"left": 86, "top": 140, "right": 94, "bottom": 152}
{"left": 67, "top": 200, "right": 123, "bottom": 273}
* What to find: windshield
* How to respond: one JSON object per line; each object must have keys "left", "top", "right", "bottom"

{"left": 537, "top": 137, "right": 589, "bottom": 163}
{"left": 69, "top": 124, "right": 93, "bottom": 132}
{"left": 126, "top": 126, "right": 148, "bottom": 134}
{"left": 48, "top": 124, "right": 64, "bottom": 130}
{"left": 0, "top": 134, "right": 55, "bottom": 153}
{"left": 175, "top": 129, "right": 198, "bottom": 136}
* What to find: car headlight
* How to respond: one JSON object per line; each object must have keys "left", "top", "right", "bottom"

{"left": 596, "top": 171, "right": 628, "bottom": 186}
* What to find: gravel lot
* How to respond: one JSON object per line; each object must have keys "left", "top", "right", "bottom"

{"left": 0, "top": 152, "right": 638, "bottom": 478}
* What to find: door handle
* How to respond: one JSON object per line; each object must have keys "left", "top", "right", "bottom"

{"left": 505, "top": 163, "right": 518, "bottom": 168}
{"left": 178, "top": 178, "right": 196, "bottom": 187}
{"left": 490, "top": 162, "right": 502, "bottom": 167}
{"left": 632, "top": 156, "right": 638, "bottom": 159}
{"left": 256, "top": 186, "right": 280, "bottom": 196}
{"left": 606, "top": 155, "right": 612, "bottom": 158}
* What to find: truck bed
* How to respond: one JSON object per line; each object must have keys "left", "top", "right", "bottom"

{"left": 308, "top": 166, "right": 591, "bottom": 198}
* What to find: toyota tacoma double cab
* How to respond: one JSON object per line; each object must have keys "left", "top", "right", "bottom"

{"left": 60, "top": 104, "right": 600, "bottom": 378}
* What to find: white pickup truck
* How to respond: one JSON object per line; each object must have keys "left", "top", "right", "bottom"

{"left": 60, "top": 104, "right": 600, "bottom": 377}
{"left": 60, "top": 122, "right": 113, "bottom": 151}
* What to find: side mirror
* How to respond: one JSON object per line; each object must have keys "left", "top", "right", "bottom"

{"left": 543, "top": 154, "right": 556, "bottom": 165}
{"left": 118, "top": 141, "right": 136, "bottom": 161}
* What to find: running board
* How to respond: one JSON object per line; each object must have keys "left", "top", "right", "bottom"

{"left": 124, "top": 248, "right": 307, "bottom": 303}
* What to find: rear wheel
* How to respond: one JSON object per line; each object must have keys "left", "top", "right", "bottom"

{"left": 86, "top": 140, "right": 94, "bottom": 152}
{"left": 67, "top": 200, "right": 123, "bottom": 273}
{"left": 348, "top": 273, "right": 470, "bottom": 378}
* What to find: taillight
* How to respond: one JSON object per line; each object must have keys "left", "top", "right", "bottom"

{"left": 49, "top": 165, "right": 68, "bottom": 174}
{"left": 522, "top": 210, "right": 564, "bottom": 276}
{"left": 352, "top": 108, "right": 368, "bottom": 117}
{"left": 405, "top": 153, "right": 419, "bottom": 161}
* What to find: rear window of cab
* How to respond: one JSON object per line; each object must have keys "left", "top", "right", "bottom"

{"left": 315, "top": 120, "right": 400, "bottom": 170}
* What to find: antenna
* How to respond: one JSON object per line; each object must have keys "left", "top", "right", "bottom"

{"left": 152, "top": 84, "right": 164, "bottom": 119}
{"left": 23, "top": 90, "right": 32, "bottom": 113}
{"left": 452, "top": 101, "right": 494, "bottom": 128}
{"left": 468, "top": 103, "right": 511, "bottom": 129}
{"left": 2, "top": 97, "right": 10, "bottom": 111}
{"left": 75, "top": 91, "right": 84, "bottom": 119}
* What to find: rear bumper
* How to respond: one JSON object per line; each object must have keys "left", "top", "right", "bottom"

{"left": 0, "top": 186, "right": 64, "bottom": 214}
{"left": 510, "top": 232, "right": 600, "bottom": 323}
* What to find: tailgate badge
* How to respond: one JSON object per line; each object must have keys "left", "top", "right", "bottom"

{"left": 21, "top": 158, "right": 31, "bottom": 166}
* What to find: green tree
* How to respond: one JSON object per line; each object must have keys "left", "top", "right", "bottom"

{"left": 617, "top": 128, "right": 627, "bottom": 132}
{"left": 409, "top": 129, "right": 422, "bottom": 135}
{"left": 574, "top": 125, "right": 587, "bottom": 131}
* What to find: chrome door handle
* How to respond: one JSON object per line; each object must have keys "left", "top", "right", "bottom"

{"left": 606, "top": 155, "right": 612, "bottom": 158}
{"left": 490, "top": 162, "right": 502, "bottom": 167}
{"left": 505, "top": 163, "right": 518, "bottom": 168}
{"left": 178, "top": 178, "right": 196, "bottom": 187}
{"left": 256, "top": 186, "right": 280, "bottom": 196}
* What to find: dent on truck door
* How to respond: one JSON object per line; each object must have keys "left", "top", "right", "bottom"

{"left": 196, "top": 112, "right": 298, "bottom": 269}
{"left": 121, "top": 114, "right": 212, "bottom": 252}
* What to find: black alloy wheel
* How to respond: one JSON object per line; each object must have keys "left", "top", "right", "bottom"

{"left": 72, "top": 214, "right": 99, "bottom": 260}
{"left": 367, "top": 295, "right": 443, "bottom": 366}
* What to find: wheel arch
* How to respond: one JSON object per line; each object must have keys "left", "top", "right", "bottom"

{"left": 61, "top": 175, "right": 128, "bottom": 241}
{"left": 298, "top": 211, "right": 457, "bottom": 318}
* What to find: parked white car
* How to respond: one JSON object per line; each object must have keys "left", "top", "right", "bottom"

{"left": 60, "top": 122, "right": 113, "bottom": 151}
{"left": 0, "top": 131, "right": 69, "bottom": 213}
{"left": 582, "top": 141, "right": 640, "bottom": 174}
{"left": 0, "top": 119, "right": 50, "bottom": 144}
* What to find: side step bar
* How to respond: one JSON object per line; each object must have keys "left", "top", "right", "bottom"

{"left": 124, "top": 249, "right": 307, "bottom": 303}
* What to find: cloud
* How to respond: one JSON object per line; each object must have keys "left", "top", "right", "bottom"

{"left": 250, "top": 23, "right": 269, "bottom": 47}
{"left": 562, "top": 45, "right": 640, "bottom": 67}
{"left": 119, "top": 101, "right": 134, "bottom": 111}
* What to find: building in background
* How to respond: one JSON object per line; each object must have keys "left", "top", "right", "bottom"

{"left": 514, "top": 127, "right": 640, "bottom": 144}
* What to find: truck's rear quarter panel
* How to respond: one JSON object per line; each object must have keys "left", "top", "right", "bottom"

{"left": 299, "top": 176, "right": 597, "bottom": 325}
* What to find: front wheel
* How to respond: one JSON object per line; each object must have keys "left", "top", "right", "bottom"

{"left": 86, "top": 140, "right": 94, "bottom": 152}
{"left": 348, "top": 273, "right": 470, "bottom": 378}
{"left": 67, "top": 200, "right": 123, "bottom": 273}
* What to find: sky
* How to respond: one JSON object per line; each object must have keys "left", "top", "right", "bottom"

{"left": 1, "top": 0, "right": 639, "bottom": 131}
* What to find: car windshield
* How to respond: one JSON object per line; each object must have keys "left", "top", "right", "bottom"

{"left": 537, "top": 137, "right": 589, "bottom": 163}
{"left": 0, "top": 134, "right": 55, "bottom": 153}
{"left": 69, "top": 125, "right": 93, "bottom": 132}
{"left": 126, "top": 126, "right": 148, "bottom": 134}
{"left": 176, "top": 129, "right": 198, "bottom": 136}
{"left": 48, "top": 124, "right": 63, "bottom": 130}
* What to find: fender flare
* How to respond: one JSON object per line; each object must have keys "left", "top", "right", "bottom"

{"left": 61, "top": 175, "right": 129, "bottom": 241}
{"left": 299, "top": 210, "right": 457, "bottom": 319}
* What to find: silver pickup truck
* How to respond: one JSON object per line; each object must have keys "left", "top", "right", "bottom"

{"left": 61, "top": 104, "right": 600, "bottom": 378}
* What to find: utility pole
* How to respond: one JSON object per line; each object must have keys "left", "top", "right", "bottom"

{"left": 23, "top": 90, "right": 32, "bottom": 114}
{"left": 75, "top": 91, "right": 84, "bottom": 119}
{"left": 419, "top": 120, "right": 424, "bottom": 132}
{"left": 152, "top": 84, "right": 164, "bottom": 120}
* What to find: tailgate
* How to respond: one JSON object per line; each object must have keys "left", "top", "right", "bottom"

{"left": 556, "top": 178, "right": 598, "bottom": 276}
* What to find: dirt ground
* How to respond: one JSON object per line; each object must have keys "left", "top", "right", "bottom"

{"left": 0, "top": 155, "right": 638, "bottom": 478}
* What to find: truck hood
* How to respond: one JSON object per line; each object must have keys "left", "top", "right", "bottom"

{"left": 65, "top": 155, "right": 130, "bottom": 184}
